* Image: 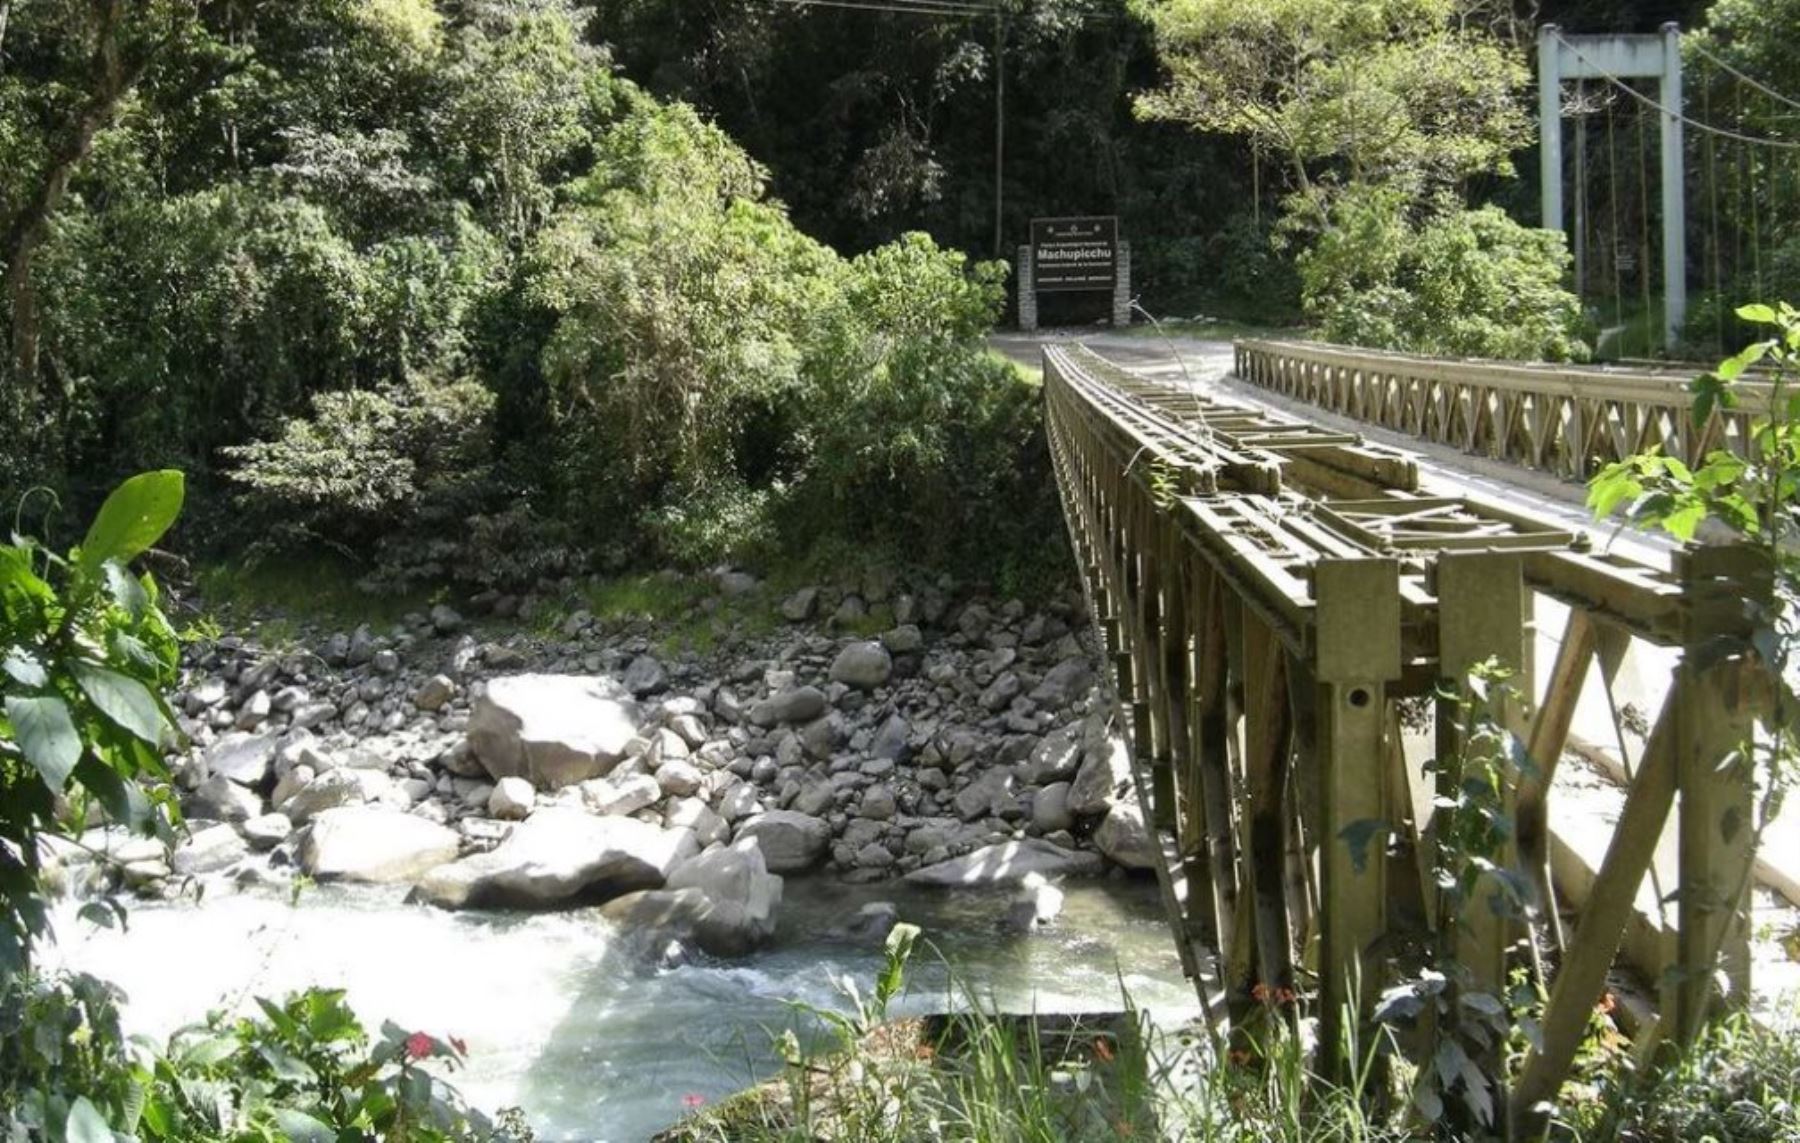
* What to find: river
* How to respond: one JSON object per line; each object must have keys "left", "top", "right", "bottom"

{"left": 47, "top": 875, "right": 1197, "bottom": 1142}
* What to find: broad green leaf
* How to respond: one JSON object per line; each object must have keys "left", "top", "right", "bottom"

{"left": 1, "top": 649, "right": 48, "bottom": 688}
{"left": 268, "top": 1109, "right": 336, "bottom": 1143}
{"left": 74, "top": 757, "right": 154, "bottom": 832}
{"left": 64, "top": 1096, "right": 113, "bottom": 1143}
{"left": 1586, "top": 472, "right": 1640, "bottom": 519}
{"left": 179, "top": 1034, "right": 241, "bottom": 1068}
{"left": 1717, "top": 340, "right": 1770, "bottom": 381}
{"left": 1736, "top": 303, "right": 1778, "bottom": 324}
{"left": 5, "top": 694, "right": 81, "bottom": 790}
{"left": 0, "top": 545, "right": 53, "bottom": 604}
{"left": 1660, "top": 501, "right": 1708, "bottom": 541}
{"left": 102, "top": 561, "right": 150, "bottom": 619}
{"left": 78, "top": 470, "right": 185, "bottom": 576}
{"left": 71, "top": 662, "right": 166, "bottom": 744}
{"left": 256, "top": 1042, "right": 319, "bottom": 1084}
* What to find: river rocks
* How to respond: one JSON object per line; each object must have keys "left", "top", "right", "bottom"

{"left": 954, "top": 769, "right": 1013, "bottom": 822}
{"left": 281, "top": 767, "right": 393, "bottom": 824}
{"left": 1031, "top": 781, "right": 1074, "bottom": 834}
{"left": 664, "top": 797, "right": 728, "bottom": 847}
{"left": 583, "top": 773, "right": 662, "bottom": 817}
{"left": 1069, "top": 735, "right": 1131, "bottom": 817}
{"left": 488, "top": 776, "right": 536, "bottom": 820}
{"left": 735, "top": 810, "right": 830, "bottom": 873}
{"left": 880, "top": 625, "right": 924, "bottom": 654}
{"left": 1026, "top": 725, "right": 1083, "bottom": 785}
{"left": 205, "top": 731, "right": 280, "bottom": 786}
{"left": 859, "top": 787, "right": 897, "bottom": 821}
{"left": 242, "top": 812, "right": 294, "bottom": 851}
{"left": 655, "top": 757, "right": 704, "bottom": 798}
{"left": 905, "top": 839, "right": 1105, "bottom": 887}
{"left": 780, "top": 587, "right": 819, "bottom": 622}
{"left": 1093, "top": 801, "right": 1157, "bottom": 870}
{"left": 429, "top": 604, "right": 464, "bottom": 635}
{"left": 415, "top": 675, "right": 456, "bottom": 712}
{"left": 1029, "top": 659, "right": 1095, "bottom": 707}
{"left": 172, "top": 824, "right": 249, "bottom": 876}
{"left": 469, "top": 674, "right": 641, "bottom": 789}
{"left": 663, "top": 840, "right": 782, "bottom": 953}
{"left": 748, "top": 685, "right": 828, "bottom": 727}
{"left": 301, "top": 807, "right": 461, "bottom": 884}
{"left": 163, "top": 567, "right": 1139, "bottom": 908}
{"left": 1002, "top": 873, "right": 1065, "bottom": 931}
{"left": 622, "top": 655, "right": 667, "bottom": 698}
{"left": 868, "top": 714, "right": 910, "bottom": 761}
{"left": 830, "top": 642, "right": 892, "bottom": 690}
{"left": 188, "top": 773, "right": 262, "bottom": 822}
{"left": 413, "top": 808, "right": 695, "bottom": 909}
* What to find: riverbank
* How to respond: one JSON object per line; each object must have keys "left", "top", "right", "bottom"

{"left": 37, "top": 561, "right": 1195, "bottom": 1139}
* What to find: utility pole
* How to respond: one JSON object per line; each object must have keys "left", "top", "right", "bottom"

{"left": 993, "top": 6, "right": 1004, "bottom": 256}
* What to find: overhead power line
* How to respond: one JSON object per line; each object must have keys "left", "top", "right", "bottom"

{"left": 772, "top": 0, "right": 996, "bottom": 17}
{"left": 1690, "top": 41, "right": 1800, "bottom": 116}
{"left": 1553, "top": 32, "right": 1800, "bottom": 151}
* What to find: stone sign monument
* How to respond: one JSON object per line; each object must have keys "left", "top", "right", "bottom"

{"left": 1018, "top": 215, "right": 1130, "bottom": 331}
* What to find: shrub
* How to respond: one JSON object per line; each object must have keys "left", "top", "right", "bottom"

{"left": 224, "top": 373, "right": 497, "bottom": 558}
{"left": 0, "top": 974, "right": 526, "bottom": 1142}
{"left": 0, "top": 472, "right": 186, "bottom": 974}
{"left": 1299, "top": 189, "right": 1590, "bottom": 362}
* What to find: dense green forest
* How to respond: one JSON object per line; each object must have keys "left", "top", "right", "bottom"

{"left": 0, "top": 0, "right": 1792, "bottom": 594}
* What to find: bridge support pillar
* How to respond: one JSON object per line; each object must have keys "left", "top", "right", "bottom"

{"left": 1312, "top": 558, "right": 1402, "bottom": 1080}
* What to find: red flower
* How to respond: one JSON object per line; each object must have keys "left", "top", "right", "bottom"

{"left": 681, "top": 1093, "right": 706, "bottom": 1111}
{"left": 404, "top": 1032, "right": 435, "bottom": 1060}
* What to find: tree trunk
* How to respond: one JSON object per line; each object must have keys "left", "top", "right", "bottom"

{"left": 4, "top": 0, "right": 149, "bottom": 384}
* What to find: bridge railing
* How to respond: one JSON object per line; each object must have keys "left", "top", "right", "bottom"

{"left": 1045, "top": 343, "right": 1773, "bottom": 1128}
{"left": 1232, "top": 338, "right": 1774, "bottom": 481}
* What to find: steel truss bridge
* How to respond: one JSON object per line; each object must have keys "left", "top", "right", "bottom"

{"left": 1043, "top": 338, "right": 1785, "bottom": 1127}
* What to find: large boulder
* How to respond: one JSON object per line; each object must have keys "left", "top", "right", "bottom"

{"left": 279, "top": 767, "right": 394, "bottom": 824}
{"left": 488, "top": 776, "right": 536, "bottom": 821}
{"left": 1029, "top": 658, "right": 1095, "bottom": 707}
{"left": 1093, "top": 800, "right": 1158, "bottom": 870}
{"left": 205, "top": 731, "right": 281, "bottom": 787}
{"left": 1031, "top": 781, "right": 1074, "bottom": 835}
{"left": 412, "top": 808, "right": 695, "bottom": 909}
{"left": 734, "top": 810, "right": 830, "bottom": 873}
{"left": 469, "top": 675, "right": 642, "bottom": 790}
{"left": 301, "top": 808, "right": 461, "bottom": 884}
{"left": 829, "top": 642, "right": 892, "bottom": 690}
{"left": 187, "top": 774, "right": 263, "bottom": 823}
{"left": 904, "top": 838, "right": 1105, "bottom": 888}
{"left": 1068, "top": 735, "right": 1132, "bottom": 817}
{"left": 748, "top": 686, "right": 828, "bottom": 728}
{"left": 622, "top": 655, "right": 667, "bottom": 698}
{"left": 954, "top": 768, "right": 1014, "bottom": 822}
{"left": 599, "top": 888, "right": 768, "bottom": 959}
{"left": 171, "top": 823, "right": 249, "bottom": 876}
{"left": 661, "top": 839, "right": 783, "bottom": 954}
{"left": 1025, "top": 725, "right": 1083, "bottom": 785}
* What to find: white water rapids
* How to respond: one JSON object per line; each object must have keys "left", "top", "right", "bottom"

{"left": 46, "top": 877, "right": 1198, "bottom": 1142}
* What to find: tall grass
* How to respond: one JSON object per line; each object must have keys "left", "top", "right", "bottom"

{"left": 658, "top": 931, "right": 1800, "bottom": 1143}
